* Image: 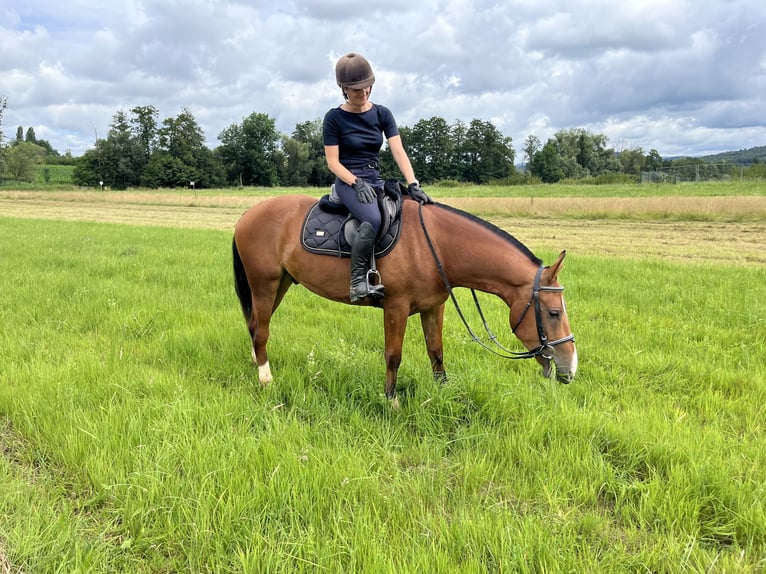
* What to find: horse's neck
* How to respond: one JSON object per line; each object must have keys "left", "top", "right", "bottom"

{"left": 433, "top": 211, "right": 537, "bottom": 301}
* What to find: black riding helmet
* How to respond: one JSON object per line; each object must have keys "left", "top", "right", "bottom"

{"left": 335, "top": 53, "right": 375, "bottom": 92}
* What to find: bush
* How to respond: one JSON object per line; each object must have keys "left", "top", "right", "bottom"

{"left": 489, "top": 173, "right": 543, "bottom": 186}
{"left": 560, "top": 173, "right": 638, "bottom": 185}
{"left": 432, "top": 179, "right": 464, "bottom": 188}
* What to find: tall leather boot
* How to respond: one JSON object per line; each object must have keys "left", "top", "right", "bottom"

{"left": 349, "top": 221, "right": 384, "bottom": 302}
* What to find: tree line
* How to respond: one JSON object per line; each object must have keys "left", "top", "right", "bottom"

{"left": 70, "top": 106, "right": 529, "bottom": 189}
{"left": 2, "top": 99, "right": 761, "bottom": 188}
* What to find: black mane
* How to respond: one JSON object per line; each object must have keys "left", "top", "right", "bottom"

{"left": 434, "top": 203, "right": 542, "bottom": 265}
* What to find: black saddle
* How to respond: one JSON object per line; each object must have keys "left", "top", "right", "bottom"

{"left": 301, "top": 179, "right": 404, "bottom": 258}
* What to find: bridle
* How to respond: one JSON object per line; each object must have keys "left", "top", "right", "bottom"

{"left": 509, "top": 265, "right": 575, "bottom": 359}
{"left": 418, "top": 203, "right": 575, "bottom": 361}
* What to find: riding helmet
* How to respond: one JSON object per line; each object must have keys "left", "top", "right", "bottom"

{"left": 335, "top": 53, "right": 375, "bottom": 90}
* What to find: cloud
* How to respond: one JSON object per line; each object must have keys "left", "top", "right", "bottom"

{"left": 1, "top": 0, "right": 764, "bottom": 158}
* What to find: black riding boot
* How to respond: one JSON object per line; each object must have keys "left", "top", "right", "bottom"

{"left": 350, "top": 221, "right": 384, "bottom": 302}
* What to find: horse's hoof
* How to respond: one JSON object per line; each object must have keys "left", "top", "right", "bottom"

{"left": 389, "top": 396, "right": 400, "bottom": 409}
{"left": 258, "top": 361, "right": 273, "bottom": 386}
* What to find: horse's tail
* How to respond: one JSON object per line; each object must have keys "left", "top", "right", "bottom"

{"left": 232, "top": 236, "right": 252, "bottom": 322}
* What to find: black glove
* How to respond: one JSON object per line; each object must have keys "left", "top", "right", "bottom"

{"left": 353, "top": 178, "right": 376, "bottom": 204}
{"left": 407, "top": 182, "right": 433, "bottom": 204}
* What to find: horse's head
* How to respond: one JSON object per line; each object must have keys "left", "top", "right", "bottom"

{"left": 511, "top": 250, "right": 578, "bottom": 384}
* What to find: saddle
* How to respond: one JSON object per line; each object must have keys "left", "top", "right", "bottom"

{"left": 301, "top": 179, "right": 405, "bottom": 258}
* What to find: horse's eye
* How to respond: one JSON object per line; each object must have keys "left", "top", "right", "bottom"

{"left": 549, "top": 309, "right": 561, "bottom": 319}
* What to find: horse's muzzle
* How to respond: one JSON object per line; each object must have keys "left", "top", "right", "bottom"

{"left": 540, "top": 352, "right": 577, "bottom": 384}
{"left": 556, "top": 371, "right": 574, "bottom": 384}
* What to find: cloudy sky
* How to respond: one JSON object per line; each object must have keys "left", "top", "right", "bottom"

{"left": 2, "top": 0, "right": 764, "bottom": 159}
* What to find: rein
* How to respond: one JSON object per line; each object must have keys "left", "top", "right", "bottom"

{"left": 417, "top": 203, "right": 574, "bottom": 360}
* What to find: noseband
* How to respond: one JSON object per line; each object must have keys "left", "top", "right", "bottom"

{"left": 418, "top": 204, "right": 574, "bottom": 361}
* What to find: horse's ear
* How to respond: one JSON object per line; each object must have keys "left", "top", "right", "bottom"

{"left": 544, "top": 250, "right": 567, "bottom": 283}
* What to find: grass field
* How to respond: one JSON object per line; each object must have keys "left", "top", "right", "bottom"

{"left": 1, "top": 182, "right": 765, "bottom": 572}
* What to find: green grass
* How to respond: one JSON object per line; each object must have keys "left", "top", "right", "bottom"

{"left": 0, "top": 216, "right": 765, "bottom": 572}
{"left": 35, "top": 164, "right": 76, "bottom": 185}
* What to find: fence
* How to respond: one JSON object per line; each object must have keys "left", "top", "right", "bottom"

{"left": 641, "top": 162, "right": 758, "bottom": 183}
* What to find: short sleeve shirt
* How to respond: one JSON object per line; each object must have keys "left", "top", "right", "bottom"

{"left": 322, "top": 104, "right": 399, "bottom": 170}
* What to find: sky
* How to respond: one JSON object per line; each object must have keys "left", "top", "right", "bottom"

{"left": 1, "top": 0, "right": 765, "bottom": 159}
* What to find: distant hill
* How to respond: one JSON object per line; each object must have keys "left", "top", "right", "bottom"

{"left": 697, "top": 145, "right": 766, "bottom": 164}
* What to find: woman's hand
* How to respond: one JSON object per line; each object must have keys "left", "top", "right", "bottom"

{"left": 407, "top": 182, "right": 433, "bottom": 204}
{"left": 354, "top": 178, "right": 376, "bottom": 203}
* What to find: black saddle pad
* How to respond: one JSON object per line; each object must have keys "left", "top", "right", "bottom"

{"left": 301, "top": 197, "right": 402, "bottom": 258}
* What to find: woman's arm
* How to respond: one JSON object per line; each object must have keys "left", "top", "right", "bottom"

{"left": 387, "top": 135, "right": 418, "bottom": 185}
{"left": 324, "top": 144, "right": 357, "bottom": 186}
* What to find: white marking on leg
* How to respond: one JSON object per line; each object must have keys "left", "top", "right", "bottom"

{"left": 258, "top": 361, "right": 273, "bottom": 386}
{"left": 251, "top": 347, "right": 273, "bottom": 385}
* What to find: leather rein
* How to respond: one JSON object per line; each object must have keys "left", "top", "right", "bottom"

{"left": 417, "top": 203, "right": 575, "bottom": 360}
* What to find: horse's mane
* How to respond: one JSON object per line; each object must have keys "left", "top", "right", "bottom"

{"left": 434, "top": 203, "right": 542, "bottom": 265}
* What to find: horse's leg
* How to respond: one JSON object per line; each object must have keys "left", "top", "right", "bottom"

{"left": 420, "top": 303, "right": 447, "bottom": 383}
{"left": 249, "top": 272, "right": 293, "bottom": 386}
{"left": 382, "top": 303, "right": 410, "bottom": 405}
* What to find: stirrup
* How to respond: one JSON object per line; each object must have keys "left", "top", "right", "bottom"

{"left": 366, "top": 269, "right": 385, "bottom": 300}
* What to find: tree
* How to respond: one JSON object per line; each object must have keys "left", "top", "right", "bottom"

{"left": 141, "top": 153, "right": 192, "bottom": 188}
{"left": 561, "top": 128, "right": 620, "bottom": 177}
{"left": 449, "top": 119, "right": 469, "bottom": 181}
{"left": 25, "top": 127, "right": 37, "bottom": 144}
{"left": 0, "top": 96, "right": 7, "bottom": 180}
{"left": 529, "top": 128, "right": 620, "bottom": 182}
{"left": 618, "top": 146, "right": 646, "bottom": 177}
{"left": 143, "top": 108, "right": 223, "bottom": 188}
{"left": 33, "top": 138, "right": 57, "bottom": 157}
{"left": 281, "top": 135, "right": 311, "bottom": 186}
{"left": 216, "top": 112, "right": 281, "bottom": 186}
{"left": 523, "top": 135, "right": 541, "bottom": 173}
{"left": 73, "top": 148, "right": 104, "bottom": 187}
{"left": 130, "top": 105, "right": 159, "bottom": 171}
{"left": 5, "top": 142, "right": 45, "bottom": 182}
{"left": 403, "top": 117, "right": 454, "bottom": 183}
{"left": 291, "top": 119, "right": 332, "bottom": 187}
{"left": 457, "top": 119, "right": 515, "bottom": 184}
{"left": 529, "top": 140, "right": 564, "bottom": 183}
{"left": 381, "top": 116, "right": 515, "bottom": 184}
{"left": 98, "top": 110, "right": 142, "bottom": 189}
{"left": 15, "top": 126, "right": 23, "bottom": 144}
{"left": 645, "top": 149, "right": 664, "bottom": 171}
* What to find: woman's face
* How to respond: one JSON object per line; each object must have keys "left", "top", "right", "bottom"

{"left": 345, "top": 86, "right": 371, "bottom": 105}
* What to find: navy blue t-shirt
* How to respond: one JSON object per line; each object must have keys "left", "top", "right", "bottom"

{"left": 323, "top": 104, "right": 399, "bottom": 170}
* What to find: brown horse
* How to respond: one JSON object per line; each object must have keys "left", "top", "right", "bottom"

{"left": 232, "top": 195, "right": 577, "bottom": 403}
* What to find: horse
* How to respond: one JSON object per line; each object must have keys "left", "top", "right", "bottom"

{"left": 232, "top": 195, "right": 577, "bottom": 404}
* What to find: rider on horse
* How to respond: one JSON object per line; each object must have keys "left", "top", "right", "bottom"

{"left": 323, "top": 52, "right": 432, "bottom": 302}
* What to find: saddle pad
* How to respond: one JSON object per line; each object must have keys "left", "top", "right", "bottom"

{"left": 300, "top": 201, "right": 402, "bottom": 258}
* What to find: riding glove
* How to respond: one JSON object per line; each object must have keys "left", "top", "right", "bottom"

{"left": 353, "top": 178, "right": 376, "bottom": 204}
{"left": 407, "top": 182, "right": 433, "bottom": 204}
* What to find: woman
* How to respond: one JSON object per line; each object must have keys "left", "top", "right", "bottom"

{"left": 323, "top": 52, "right": 432, "bottom": 303}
